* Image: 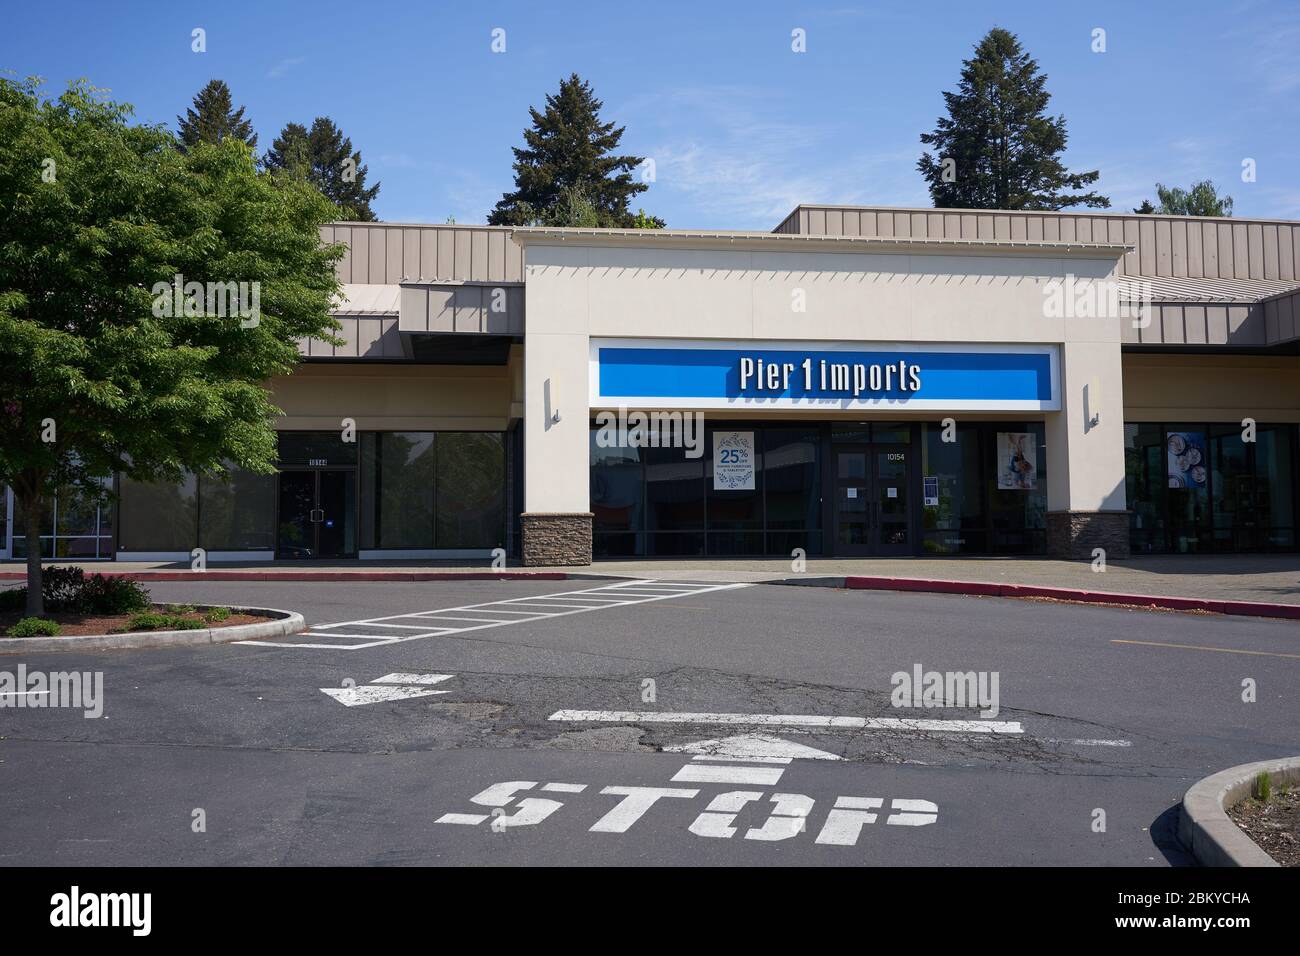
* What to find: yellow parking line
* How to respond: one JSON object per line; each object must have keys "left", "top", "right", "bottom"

{"left": 1111, "top": 639, "right": 1300, "bottom": 660}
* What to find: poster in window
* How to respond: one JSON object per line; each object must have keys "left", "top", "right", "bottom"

{"left": 996, "top": 432, "right": 1037, "bottom": 490}
{"left": 712, "top": 431, "right": 755, "bottom": 490}
{"left": 1166, "top": 431, "right": 1207, "bottom": 489}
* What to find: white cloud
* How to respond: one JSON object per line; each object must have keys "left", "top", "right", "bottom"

{"left": 626, "top": 85, "right": 926, "bottom": 229}
{"left": 267, "top": 57, "right": 306, "bottom": 80}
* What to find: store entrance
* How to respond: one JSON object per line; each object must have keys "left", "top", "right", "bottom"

{"left": 276, "top": 469, "right": 357, "bottom": 559}
{"left": 833, "top": 445, "right": 912, "bottom": 556}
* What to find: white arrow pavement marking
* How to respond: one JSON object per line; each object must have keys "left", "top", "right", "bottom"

{"left": 321, "top": 673, "right": 456, "bottom": 707}
{"left": 548, "top": 710, "right": 1023, "bottom": 735}
{"left": 372, "top": 673, "right": 455, "bottom": 686}
{"left": 321, "top": 684, "right": 451, "bottom": 706}
{"left": 665, "top": 733, "right": 842, "bottom": 761}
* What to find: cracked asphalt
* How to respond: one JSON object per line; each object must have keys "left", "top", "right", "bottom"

{"left": 0, "top": 577, "right": 1296, "bottom": 866}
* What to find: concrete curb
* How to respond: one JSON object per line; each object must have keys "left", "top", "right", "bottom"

{"left": 0, "top": 607, "right": 304, "bottom": 654}
{"left": 1178, "top": 757, "right": 1300, "bottom": 867}
{"left": 832, "top": 575, "right": 1300, "bottom": 621}
{"left": 0, "top": 570, "right": 568, "bottom": 582}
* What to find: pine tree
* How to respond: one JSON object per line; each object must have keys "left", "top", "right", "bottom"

{"left": 264, "top": 117, "right": 380, "bottom": 221}
{"left": 488, "top": 73, "right": 662, "bottom": 228}
{"left": 177, "top": 79, "right": 257, "bottom": 152}
{"left": 918, "top": 28, "right": 1109, "bottom": 210}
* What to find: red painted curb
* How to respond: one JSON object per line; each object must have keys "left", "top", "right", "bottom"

{"left": 842, "top": 576, "right": 1300, "bottom": 621}
{"left": 0, "top": 570, "right": 568, "bottom": 583}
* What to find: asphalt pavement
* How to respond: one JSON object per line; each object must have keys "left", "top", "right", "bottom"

{"left": 1, "top": 577, "right": 1296, "bottom": 866}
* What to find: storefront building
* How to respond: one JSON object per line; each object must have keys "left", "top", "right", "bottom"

{"left": 2, "top": 205, "right": 1298, "bottom": 564}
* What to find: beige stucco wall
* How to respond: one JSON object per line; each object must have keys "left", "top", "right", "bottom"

{"left": 269, "top": 362, "right": 515, "bottom": 432}
{"left": 1122, "top": 353, "right": 1300, "bottom": 423}
{"left": 523, "top": 238, "right": 1130, "bottom": 515}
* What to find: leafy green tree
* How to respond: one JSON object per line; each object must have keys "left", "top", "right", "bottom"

{"left": 0, "top": 77, "right": 341, "bottom": 614}
{"left": 1133, "top": 199, "right": 1156, "bottom": 215}
{"left": 918, "top": 28, "right": 1109, "bottom": 210}
{"left": 264, "top": 117, "right": 380, "bottom": 221}
{"left": 1141, "top": 180, "right": 1234, "bottom": 217}
{"left": 488, "top": 73, "right": 663, "bottom": 228}
{"left": 177, "top": 79, "right": 257, "bottom": 151}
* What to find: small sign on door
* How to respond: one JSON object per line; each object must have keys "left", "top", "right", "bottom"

{"left": 846, "top": 487, "right": 858, "bottom": 499}
{"left": 923, "top": 476, "right": 939, "bottom": 507}
{"left": 886, "top": 487, "right": 898, "bottom": 498}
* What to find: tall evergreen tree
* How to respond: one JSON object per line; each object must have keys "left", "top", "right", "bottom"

{"left": 918, "top": 28, "right": 1109, "bottom": 210}
{"left": 177, "top": 79, "right": 257, "bottom": 152}
{"left": 264, "top": 117, "right": 380, "bottom": 221}
{"left": 488, "top": 73, "right": 662, "bottom": 228}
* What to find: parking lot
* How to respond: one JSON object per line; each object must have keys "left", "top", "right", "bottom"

{"left": 1, "top": 577, "right": 1296, "bottom": 865}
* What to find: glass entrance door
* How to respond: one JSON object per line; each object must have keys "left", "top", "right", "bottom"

{"left": 833, "top": 445, "right": 912, "bottom": 556}
{"left": 277, "top": 469, "right": 357, "bottom": 559}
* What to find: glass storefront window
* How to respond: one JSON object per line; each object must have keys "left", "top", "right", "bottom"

{"left": 199, "top": 465, "right": 276, "bottom": 551}
{"left": 1125, "top": 423, "right": 1168, "bottom": 553}
{"left": 1165, "top": 424, "right": 1210, "bottom": 553}
{"left": 766, "top": 428, "right": 822, "bottom": 556}
{"left": 436, "top": 432, "right": 505, "bottom": 549}
{"left": 1210, "top": 425, "right": 1252, "bottom": 551}
{"left": 12, "top": 480, "right": 113, "bottom": 559}
{"left": 360, "top": 432, "right": 437, "bottom": 549}
{"left": 591, "top": 432, "right": 643, "bottom": 557}
{"left": 921, "top": 422, "right": 985, "bottom": 554}
{"left": 1256, "top": 426, "right": 1295, "bottom": 550}
{"left": 1125, "top": 422, "right": 1298, "bottom": 554}
{"left": 117, "top": 473, "right": 198, "bottom": 552}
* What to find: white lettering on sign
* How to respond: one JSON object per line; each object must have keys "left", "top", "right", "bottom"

{"left": 738, "top": 356, "right": 922, "bottom": 397}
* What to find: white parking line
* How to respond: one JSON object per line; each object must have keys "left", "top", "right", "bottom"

{"left": 548, "top": 709, "right": 1024, "bottom": 735}
{"left": 239, "top": 580, "right": 753, "bottom": 650}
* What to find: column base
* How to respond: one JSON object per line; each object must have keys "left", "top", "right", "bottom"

{"left": 1047, "top": 510, "right": 1131, "bottom": 560}
{"left": 521, "top": 513, "right": 593, "bottom": 567}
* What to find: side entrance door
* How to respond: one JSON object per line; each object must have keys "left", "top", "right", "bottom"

{"left": 832, "top": 445, "right": 912, "bottom": 556}
{"left": 277, "top": 469, "right": 357, "bottom": 559}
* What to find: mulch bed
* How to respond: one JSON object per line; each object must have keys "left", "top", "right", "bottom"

{"left": 1228, "top": 787, "right": 1300, "bottom": 866}
{"left": 0, "top": 606, "right": 265, "bottom": 637}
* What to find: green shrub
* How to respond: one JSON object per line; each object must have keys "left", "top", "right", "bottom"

{"left": 0, "top": 568, "right": 149, "bottom": 615}
{"left": 1253, "top": 771, "right": 1272, "bottom": 802}
{"left": 166, "top": 603, "right": 198, "bottom": 615}
{"left": 75, "top": 575, "right": 150, "bottom": 614}
{"left": 124, "top": 612, "right": 204, "bottom": 632}
{"left": 203, "top": 607, "right": 231, "bottom": 623}
{"left": 6, "top": 617, "right": 61, "bottom": 638}
{"left": 43, "top": 566, "right": 87, "bottom": 609}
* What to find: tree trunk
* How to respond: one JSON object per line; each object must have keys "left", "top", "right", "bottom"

{"left": 21, "top": 493, "right": 44, "bottom": 617}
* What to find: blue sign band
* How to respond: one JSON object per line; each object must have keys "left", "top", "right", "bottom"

{"left": 597, "top": 346, "right": 1053, "bottom": 403}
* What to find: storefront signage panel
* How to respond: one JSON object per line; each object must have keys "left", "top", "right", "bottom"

{"left": 591, "top": 339, "right": 1059, "bottom": 412}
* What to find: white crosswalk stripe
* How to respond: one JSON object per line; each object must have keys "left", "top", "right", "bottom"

{"left": 236, "top": 580, "right": 752, "bottom": 651}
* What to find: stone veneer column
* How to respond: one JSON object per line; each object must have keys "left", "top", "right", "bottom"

{"left": 522, "top": 512, "right": 593, "bottom": 566}
{"left": 1046, "top": 510, "right": 1131, "bottom": 559}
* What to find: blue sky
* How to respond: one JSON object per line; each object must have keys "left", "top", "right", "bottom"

{"left": 4, "top": 0, "right": 1298, "bottom": 227}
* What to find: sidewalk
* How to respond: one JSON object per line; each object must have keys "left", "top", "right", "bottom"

{"left": 2, "top": 554, "right": 1299, "bottom": 606}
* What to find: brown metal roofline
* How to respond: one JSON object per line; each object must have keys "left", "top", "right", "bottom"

{"left": 778, "top": 203, "right": 1300, "bottom": 229}
{"left": 509, "top": 226, "right": 1129, "bottom": 258}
